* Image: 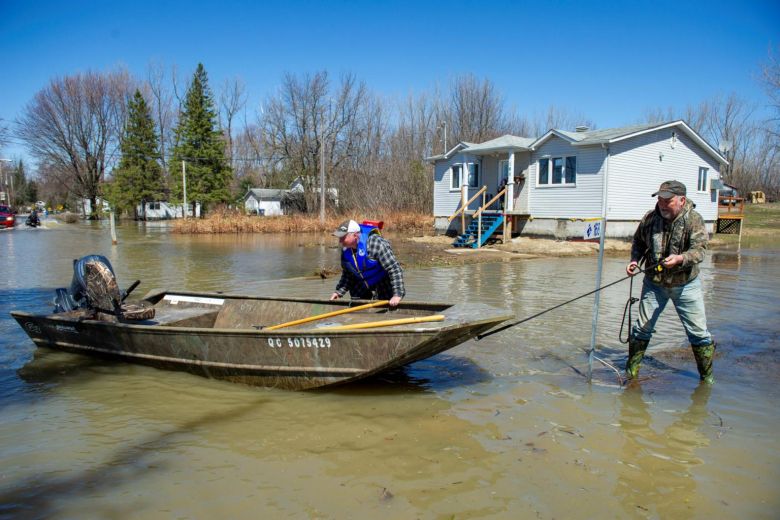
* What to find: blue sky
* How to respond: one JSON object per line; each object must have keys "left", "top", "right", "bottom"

{"left": 1, "top": 0, "right": 779, "bottom": 163}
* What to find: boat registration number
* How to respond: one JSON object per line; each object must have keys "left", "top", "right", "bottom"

{"left": 267, "top": 337, "right": 332, "bottom": 349}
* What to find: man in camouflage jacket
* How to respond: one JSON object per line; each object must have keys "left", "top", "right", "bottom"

{"left": 625, "top": 180, "right": 715, "bottom": 384}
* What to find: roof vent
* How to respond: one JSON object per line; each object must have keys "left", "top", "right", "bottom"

{"left": 575, "top": 126, "right": 590, "bottom": 132}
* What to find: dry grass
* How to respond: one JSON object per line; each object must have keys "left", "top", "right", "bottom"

{"left": 172, "top": 208, "right": 434, "bottom": 234}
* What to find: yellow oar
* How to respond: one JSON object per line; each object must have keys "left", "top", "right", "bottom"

{"left": 264, "top": 300, "right": 389, "bottom": 331}
{"left": 317, "top": 315, "right": 445, "bottom": 331}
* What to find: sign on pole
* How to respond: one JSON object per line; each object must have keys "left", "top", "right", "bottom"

{"left": 583, "top": 220, "right": 602, "bottom": 240}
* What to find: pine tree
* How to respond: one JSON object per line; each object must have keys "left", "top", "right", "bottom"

{"left": 110, "top": 90, "right": 164, "bottom": 217}
{"left": 170, "top": 63, "right": 231, "bottom": 214}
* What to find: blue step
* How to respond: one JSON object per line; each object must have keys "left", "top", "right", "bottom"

{"left": 452, "top": 215, "right": 505, "bottom": 248}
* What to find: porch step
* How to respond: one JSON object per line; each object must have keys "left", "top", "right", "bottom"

{"left": 452, "top": 215, "right": 505, "bottom": 248}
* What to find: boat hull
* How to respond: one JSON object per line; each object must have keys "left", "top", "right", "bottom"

{"left": 11, "top": 292, "right": 511, "bottom": 390}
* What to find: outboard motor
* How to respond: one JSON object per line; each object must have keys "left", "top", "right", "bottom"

{"left": 53, "top": 254, "right": 150, "bottom": 320}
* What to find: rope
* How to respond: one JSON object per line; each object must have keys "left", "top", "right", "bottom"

{"left": 476, "top": 262, "right": 661, "bottom": 341}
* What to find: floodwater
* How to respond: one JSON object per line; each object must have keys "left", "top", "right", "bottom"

{"left": 1, "top": 220, "right": 778, "bottom": 519}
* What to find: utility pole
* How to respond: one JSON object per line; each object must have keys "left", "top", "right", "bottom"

{"left": 320, "top": 126, "right": 325, "bottom": 225}
{"left": 182, "top": 160, "right": 188, "bottom": 219}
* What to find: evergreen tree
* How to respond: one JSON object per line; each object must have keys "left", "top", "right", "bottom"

{"left": 170, "top": 63, "right": 231, "bottom": 214}
{"left": 110, "top": 90, "right": 164, "bottom": 217}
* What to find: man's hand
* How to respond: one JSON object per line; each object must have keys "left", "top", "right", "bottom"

{"left": 389, "top": 295, "right": 402, "bottom": 308}
{"left": 662, "top": 254, "right": 684, "bottom": 269}
{"left": 626, "top": 261, "right": 639, "bottom": 276}
{"left": 329, "top": 292, "right": 341, "bottom": 301}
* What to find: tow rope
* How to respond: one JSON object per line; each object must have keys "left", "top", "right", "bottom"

{"left": 476, "top": 262, "right": 662, "bottom": 341}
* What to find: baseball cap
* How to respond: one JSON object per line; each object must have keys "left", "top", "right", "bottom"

{"left": 332, "top": 219, "right": 360, "bottom": 237}
{"left": 652, "top": 180, "right": 687, "bottom": 198}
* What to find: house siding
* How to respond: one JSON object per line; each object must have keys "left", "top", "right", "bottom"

{"left": 529, "top": 136, "right": 606, "bottom": 219}
{"left": 433, "top": 152, "right": 484, "bottom": 216}
{"left": 607, "top": 128, "right": 721, "bottom": 222}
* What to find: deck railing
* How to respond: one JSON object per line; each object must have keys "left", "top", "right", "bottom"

{"left": 718, "top": 195, "right": 745, "bottom": 218}
{"left": 447, "top": 186, "right": 510, "bottom": 246}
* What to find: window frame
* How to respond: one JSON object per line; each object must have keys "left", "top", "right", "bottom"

{"left": 537, "top": 155, "right": 576, "bottom": 186}
{"left": 697, "top": 167, "right": 708, "bottom": 192}
{"left": 450, "top": 164, "right": 462, "bottom": 191}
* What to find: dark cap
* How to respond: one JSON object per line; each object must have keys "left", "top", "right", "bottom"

{"left": 332, "top": 219, "right": 360, "bottom": 237}
{"left": 652, "top": 180, "right": 687, "bottom": 198}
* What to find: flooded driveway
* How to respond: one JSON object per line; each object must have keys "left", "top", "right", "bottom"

{"left": 1, "top": 221, "right": 778, "bottom": 518}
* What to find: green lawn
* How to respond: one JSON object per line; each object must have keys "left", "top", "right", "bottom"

{"left": 743, "top": 202, "right": 780, "bottom": 230}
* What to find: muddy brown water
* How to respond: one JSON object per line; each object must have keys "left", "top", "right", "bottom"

{"left": 1, "top": 220, "right": 778, "bottom": 519}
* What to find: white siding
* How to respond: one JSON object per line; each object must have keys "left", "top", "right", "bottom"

{"left": 432, "top": 152, "right": 485, "bottom": 216}
{"left": 607, "top": 128, "right": 721, "bottom": 221}
{"left": 529, "top": 136, "right": 606, "bottom": 218}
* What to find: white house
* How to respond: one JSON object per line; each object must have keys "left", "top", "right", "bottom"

{"left": 243, "top": 188, "right": 287, "bottom": 216}
{"left": 135, "top": 201, "right": 201, "bottom": 219}
{"left": 428, "top": 120, "right": 728, "bottom": 238}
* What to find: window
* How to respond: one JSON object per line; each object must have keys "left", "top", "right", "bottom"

{"left": 538, "top": 156, "right": 576, "bottom": 185}
{"left": 538, "top": 158, "right": 549, "bottom": 184}
{"left": 149, "top": 202, "right": 161, "bottom": 210}
{"left": 467, "top": 163, "right": 480, "bottom": 188}
{"left": 450, "top": 164, "right": 462, "bottom": 190}
{"left": 698, "top": 167, "right": 708, "bottom": 192}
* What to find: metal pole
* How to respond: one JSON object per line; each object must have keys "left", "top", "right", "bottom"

{"left": 588, "top": 147, "right": 610, "bottom": 382}
{"left": 182, "top": 160, "right": 187, "bottom": 219}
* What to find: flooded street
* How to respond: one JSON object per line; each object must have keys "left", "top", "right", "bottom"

{"left": 1, "top": 220, "right": 778, "bottom": 519}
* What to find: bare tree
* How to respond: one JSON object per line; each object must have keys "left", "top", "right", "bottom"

{"left": 0, "top": 117, "right": 9, "bottom": 149}
{"left": 442, "top": 74, "right": 506, "bottom": 144}
{"left": 219, "top": 77, "right": 247, "bottom": 172}
{"left": 146, "top": 62, "right": 175, "bottom": 182}
{"left": 531, "top": 105, "right": 596, "bottom": 136}
{"left": 16, "top": 69, "right": 134, "bottom": 217}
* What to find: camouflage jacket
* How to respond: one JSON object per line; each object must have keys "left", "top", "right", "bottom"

{"left": 630, "top": 199, "right": 708, "bottom": 287}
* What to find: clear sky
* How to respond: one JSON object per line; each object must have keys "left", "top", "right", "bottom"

{"left": 1, "top": 0, "right": 779, "bottom": 163}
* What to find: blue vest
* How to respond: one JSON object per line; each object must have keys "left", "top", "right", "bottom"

{"left": 341, "top": 224, "right": 388, "bottom": 290}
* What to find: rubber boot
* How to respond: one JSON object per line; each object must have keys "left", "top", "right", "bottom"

{"left": 692, "top": 342, "right": 715, "bottom": 384}
{"left": 625, "top": 338, "right": 650, "bottom": 380}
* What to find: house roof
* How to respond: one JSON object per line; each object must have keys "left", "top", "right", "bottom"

{"left": 425, "top": 142, "right": 475, "bottom": 162}
{"left": 461, "top": 135, "right": 536, "bottom": 155}
{"left": 531, "top": 120, "right": 728, "bottom": 165}
{"left": 243, "top": 188, "right": 287, "bottom": 201}
{"left": 425, "top": 120, "right": 728, "bottom": 166}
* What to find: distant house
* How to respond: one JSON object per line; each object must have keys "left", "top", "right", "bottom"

{"left": 243, "top": 188, "right": 287, "bottom": 216}
{"left": 427, "top": 120, "right": 729, "bottom": 238}
{"left": 80, "top": 198, "right": 111, "bottom": 216}
{"left": 136, "top": 201, "right": 201, "bottom": 220}
{"left": 243, "top": 177, "right": 340, "bottom": 216}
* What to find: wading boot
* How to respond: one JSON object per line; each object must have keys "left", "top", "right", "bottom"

{"left": 625, "top": 338, "right": 650, "bottom": 380}
{"left": 692, "top": 343, "right": 715, "bottom": 384}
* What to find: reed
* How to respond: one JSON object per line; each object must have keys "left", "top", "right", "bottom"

{"left": 172, "top": 208, "right": 434, "bottom": 234}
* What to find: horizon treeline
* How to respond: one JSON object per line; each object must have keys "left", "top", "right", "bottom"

{"left": 4, "top": 52, "right": 780, "bottom": 216}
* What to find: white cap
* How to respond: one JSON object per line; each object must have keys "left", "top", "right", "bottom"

{"left": 332, "top": 219, "right": 360, "bottom": 237}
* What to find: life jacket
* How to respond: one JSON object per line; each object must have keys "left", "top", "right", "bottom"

{"left": 341, "top": 223, "right": 388, "bottom": 290}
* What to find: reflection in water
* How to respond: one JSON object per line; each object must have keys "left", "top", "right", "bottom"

{"left": 616, "top": 385, "right": 712, "bottom": 518}
{"left": 1, "top": 222, "right": 780, "bottom": 517}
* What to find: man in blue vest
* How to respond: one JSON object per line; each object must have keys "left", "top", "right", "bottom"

{"left": 329, "top": 219, "right": 405, "bottom": 308}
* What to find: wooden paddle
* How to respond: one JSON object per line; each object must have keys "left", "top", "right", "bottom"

{"left": 317, "top": 315, "right": 444, "bottom": 331}
{"left": 264, "top": 300, "right": 390, "bottom": 331}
